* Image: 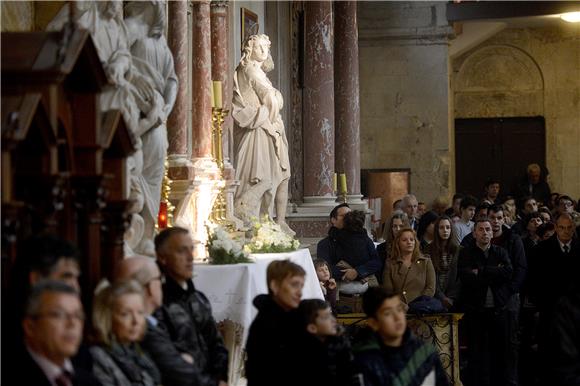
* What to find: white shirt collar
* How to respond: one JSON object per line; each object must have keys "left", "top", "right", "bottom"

{"left": 558, "top": 238, "right": 572, "bottom": 251}
{"left": 27, "top": 345, "right": 74, "bottom": 386}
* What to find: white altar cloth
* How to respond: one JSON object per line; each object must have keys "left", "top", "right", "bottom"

{"left": 192, "top": 248, "right": 324, "bottom": 343}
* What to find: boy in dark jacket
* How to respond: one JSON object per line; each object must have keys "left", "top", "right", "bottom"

{"left": 297, "top": 299, "right": 363, "bottom": 386}
{"left": 353, "top": 287, "right": 449, "bottom": 386}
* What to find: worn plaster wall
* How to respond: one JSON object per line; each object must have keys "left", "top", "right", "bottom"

{"left": 454, "top": 25, "right": 580, "bottom": 198}
{"left": 358, "top": 2, "right": 454, "bottom": 205}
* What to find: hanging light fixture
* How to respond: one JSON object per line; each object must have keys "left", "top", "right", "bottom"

{"left": 560, "top": 12, "right": 580, "bottom": 23}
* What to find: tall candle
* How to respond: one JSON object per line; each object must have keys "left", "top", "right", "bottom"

{"left": 210, "top": 82, "right": 216, "bottom": 108}
{"left": 212, "top": 80, "right": 222, "bottom": 109}
{"left": 339, "top": 173, "right": 347, "bottom": 194}
{"left": 332, "top": 173, "right": 337, "bottom": 192}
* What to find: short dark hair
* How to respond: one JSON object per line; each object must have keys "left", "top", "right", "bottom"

{"left": 460, "top": 195, "right": 478, "bottom": 210}
{"left": 330, "top": 203, "right": 350, "bottom": 220}
{"left": 154, "top": 227, "right": 190, "bottom": 253}
{"left": 362, "top": 287, "right": 401, "bottom": 318}
{"left": 485, "top": 179, "right": 500, "bottom": 188}
{"left": 298, "top": 299, "right": 330, "bottom": 327}
{"left": 474, "top": 217, "right": 491, "bottom": 228}
{"left": 18, "top": 234, "right": 79, "bottom": 278}
{"left": 488, "top": 204, "right": 504, "bottom": 215}
{"left": 475, "top": 202, "right": 491, "bottom": 214}
{"left": 266, "top": 260, "right": 305, "bottom": 294}
{"left": 25, "top": 280, "right": 79, "bottom": 318}
{"left": 344, "top": 210, "right": 365, "bottom": 232}
{"left": 537, "top": 222, "right": 555, "bottom": 238}
{"left": 524, "top": 211, "right": 542, "bottom": 225}
{"left": 313, "top": 258, "right": 330, "bottom": 271}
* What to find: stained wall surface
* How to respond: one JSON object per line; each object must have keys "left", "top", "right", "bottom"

{"left": 358, "top": 2, "right": 454, "bottom": 205}
{"left": 454, "top": 25, "right": 580, "bottom": 198}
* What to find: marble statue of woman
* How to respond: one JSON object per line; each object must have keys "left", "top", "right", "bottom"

{"left": 232, "top": 34, "right": 294, "bottom": 235}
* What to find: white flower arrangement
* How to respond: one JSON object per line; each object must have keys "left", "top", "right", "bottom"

{"left": 244, "top": 216, "right": 301, "bottom": 254}
{"left": 206, "top": 224, "right": 252, "bottom": 264}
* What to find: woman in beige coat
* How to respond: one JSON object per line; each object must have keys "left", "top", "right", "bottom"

{"left": 383, "top": 228, "right": 436, "bottom": 304}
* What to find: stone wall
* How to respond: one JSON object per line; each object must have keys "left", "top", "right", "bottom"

{"left": 453, "top": 25, "right": 580, "bottom": 198}
{"left": 358, "top": 2, "right": 454, "bottom": 205}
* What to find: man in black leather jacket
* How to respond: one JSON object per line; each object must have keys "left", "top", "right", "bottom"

{"left": 115, "top": 255, "right": 220, "bottom": 386}
{"left": 155, "top": 227, "right": 229, "bottom": 386}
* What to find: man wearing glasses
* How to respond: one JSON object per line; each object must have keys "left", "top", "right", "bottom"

{"left": 6, "top": 281, "right": 99, "bottom": 386}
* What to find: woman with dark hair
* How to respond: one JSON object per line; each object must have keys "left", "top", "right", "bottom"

{"left": 416, "top": 211, "right": 439, "bottom": 253}
{"left": 425, "top": 216, "right": 460, "bottom": 310}
{"left": 378, "top": 210, "right": 410, "bottom": 260}
{"left": 522, "top": 212, "right": 543, "bottom": 255}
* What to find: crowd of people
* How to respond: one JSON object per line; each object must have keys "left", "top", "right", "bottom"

{"left": 3, "top": 228, "right": 228, "bottom": 386}
{"left": 316, "top": 163, "right": 580, "bottom": 386}
{"left": 3, "top": 162, "right": 579, "bottom": 386}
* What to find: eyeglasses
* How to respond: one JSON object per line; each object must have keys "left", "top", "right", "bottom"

{"left": 31, "top": 310, "right": 85, "bottom": 323}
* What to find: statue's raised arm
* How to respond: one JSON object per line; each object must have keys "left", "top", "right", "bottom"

{"left": 232, "top": 34, "right": 294, "bottom": 236}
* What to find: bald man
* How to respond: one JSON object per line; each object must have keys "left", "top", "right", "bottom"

{"left": 115, "top": 256, "right": 218, "bottom": 386}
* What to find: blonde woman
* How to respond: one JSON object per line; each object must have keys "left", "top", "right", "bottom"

{"left": 383, "top": 228, "right": 436, "bottom": 304}
{"left": 91, "top": 280, "right": 160, "bottom": 386}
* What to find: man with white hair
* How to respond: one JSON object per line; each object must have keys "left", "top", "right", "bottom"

{"left": 513, "top": 163, "right": 551, "bottom": 206}
{"left": 402, "top": 194, "right": 419, "bottom": 231}
{"left": 115, "top": 256, "right": 218, "bottom": 386}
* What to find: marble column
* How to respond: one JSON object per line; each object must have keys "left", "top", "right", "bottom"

{"left": 191, "top": 1, "right": 213, "bottom": 162}
{"left": 210, "top": 0, "right": 231, "bottom": 167}
{"left": 303, "top": 1, "right": 335, "bottom": 205}
{"left": 167, "top": 0, "right": 189, "bottom": 173}
{"left": 210, "top": 0, "right": 242, "bottom": 228}
{"left": 173, "top": 1, "right": 220, "bottom": 261}
{"left": 334, "top": 1, "right": 362, "bottom": 198}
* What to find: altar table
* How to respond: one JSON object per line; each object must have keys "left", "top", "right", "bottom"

{"left": 193, "top": 248, "right": 324, "bottom": 385}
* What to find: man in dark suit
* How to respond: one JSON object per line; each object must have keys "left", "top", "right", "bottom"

{"left": 531, "top": 213, "right": 580, "bottom": 384}
{"left": 5, "top": 281, "right": 99, "bottom": 386}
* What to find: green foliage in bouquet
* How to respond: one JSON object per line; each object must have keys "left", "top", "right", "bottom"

{"left": 207, "top": 225, "right": 252, "bottom": 265}
{"left": 243, "top": 216, "right": 301, "bottom": 254}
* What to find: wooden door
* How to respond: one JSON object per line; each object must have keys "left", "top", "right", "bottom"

{"left": 361, "top": 169, "right": 410, "bottom": 225}
{"left": 455, "top": 117, "right": 545, "bottom": 198}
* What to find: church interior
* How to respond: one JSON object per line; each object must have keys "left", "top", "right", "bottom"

{"left": 2, "top": 1, "right": 580, "bottom": 386}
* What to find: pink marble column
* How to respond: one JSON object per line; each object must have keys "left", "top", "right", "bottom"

{"left": 334, "top": 1, "right": 361, "bottom": 195}
{"left": 191, "top": 1, "right": 213, "bottom": 160}
{"left": 210, "top": 0, "right": 232, "bottom": 167}
{"left": 167, "top": 0, "right": 188, "bottom": 157}
{"left": 303, "top": 1, "right": 335, "bottom": 199}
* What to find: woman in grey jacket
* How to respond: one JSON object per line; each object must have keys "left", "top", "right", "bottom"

{"left": 90, "top": 280, "right": 160, "bottom": 386}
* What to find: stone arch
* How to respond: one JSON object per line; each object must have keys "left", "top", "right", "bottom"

{"left": 454, "top": 44, "right": 544, "bottom": 118}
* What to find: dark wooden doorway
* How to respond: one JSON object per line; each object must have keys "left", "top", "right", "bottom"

{"left": 455, "top": 117, "right": 546, "bottom": 198}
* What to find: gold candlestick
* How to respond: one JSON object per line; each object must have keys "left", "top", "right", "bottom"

{"left": 210, "top": 107, "right": 234, "bottom": 229}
